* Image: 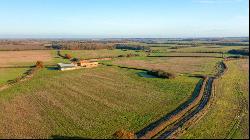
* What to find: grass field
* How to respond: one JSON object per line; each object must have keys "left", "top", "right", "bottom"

{"left": 180, "top": 59, "right": 249, "bottom": 139}
{"left": 0, "top": 65, "right": 200, "bottom": 138}
{"left": 111, "top": 57, "right": 222, "bottom": 76}
{"left": 0, "top": 68, "right": 28, "bottom": 86}
{"left": 150, "top": 45, "right": 248, "bottom": 58}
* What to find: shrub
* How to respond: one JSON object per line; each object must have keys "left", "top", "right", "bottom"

{"left": 118, "top": 55, "right": 125, "bottom": 57}
{"left": 116, "top": 44, "right": 150, "bottom": 50}
{"left": 36, "top": 61, "right": 44, "bottom": 68}
{"left": 147, "top": 69, "right": 176, "bottom": 79}
{"left": 113, "top": 129, "right": 136, "bottom": 139}
{"left": 126, "top": 53, "right": 139, "bottom": 57}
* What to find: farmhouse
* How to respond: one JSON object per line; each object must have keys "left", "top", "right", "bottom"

{"left": 57, "top": 63, "right": 76, "bottom": 71}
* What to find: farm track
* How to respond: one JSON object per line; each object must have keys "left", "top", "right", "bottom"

{"left": 156, "top": 77, "right": 214, "bottom": 139}
{"left": 155, "top": 61, "right": 228, "bottom": 139}
{"left": 135, "top": 78, "right": 206, "bottom": 139}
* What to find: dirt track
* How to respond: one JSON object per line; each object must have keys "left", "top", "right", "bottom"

{"left": 155, "top": 61, "right": 227, "bottom": 139}
{"left": 135, "top": 78, "right": 206, "bottom": 139}
{"left": 156, "top": 77, "right": 214, "bottom": 139}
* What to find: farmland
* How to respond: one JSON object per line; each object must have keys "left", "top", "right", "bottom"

{"left": 0, "top": 39, "right": 249, "bottom": 139}
{"left": 0, "top": 66, "right": 199, "bottom": 138}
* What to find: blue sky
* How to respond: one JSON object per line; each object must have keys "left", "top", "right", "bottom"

{"left": 0, "top": 0, "right": 249, "bottom": 38}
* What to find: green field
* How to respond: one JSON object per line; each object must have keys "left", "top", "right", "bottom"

{"left": 150, "top": 45, "right": 247, "bottom": 58}
{"left": 0, "top": 68, "right": 28, "bottom": 86}
{"left": 0, "top": 65, "right": 200, "bottom": 138}
{"left": 180, "top": 59, "right": 249, "bottom": 139}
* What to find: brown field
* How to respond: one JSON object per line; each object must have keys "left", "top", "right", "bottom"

{"left": 0, "top": 50, "right": 52, "bottom": 66}
{"left": 0, "top": 40, "right": 49, "bottom": 51}
{"left": 112, "top": 57, "right": 221, "bottom": 75}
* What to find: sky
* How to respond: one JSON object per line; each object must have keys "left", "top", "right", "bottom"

{"left": 0, "top": 0, "right": 249, "bottom": 38}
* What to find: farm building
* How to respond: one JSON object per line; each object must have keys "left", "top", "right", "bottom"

{"left": 57, "top": 60, "right": 99, "bottom": 71}
{"left": 57, "top": 63, "right": 77, "bottom": 71}
{"left": 74, "top": 60, "right": 99, "bottom": 68}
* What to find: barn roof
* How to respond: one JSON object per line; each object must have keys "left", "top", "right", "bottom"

{"left": 57, "top": 63, "right": 75, "bottom": 68}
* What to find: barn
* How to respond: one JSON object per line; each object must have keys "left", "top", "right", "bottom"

{"left": 57, "top": 63, "right": 76, "bottom": 71}
{"left": 75, "top": 60, "right": 99, "bottom": 68}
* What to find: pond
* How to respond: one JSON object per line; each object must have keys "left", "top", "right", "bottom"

{"left": 137, "top": 72, "right": 158, "bottom": 78}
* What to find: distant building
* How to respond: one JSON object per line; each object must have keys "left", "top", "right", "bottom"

{"left": 57, "top": 63, "right": 76, "bottom": 71}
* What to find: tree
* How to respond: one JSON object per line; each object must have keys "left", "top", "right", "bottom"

{"left": 65, "top": 54, "right": 72, "bottom": 59}
{"left": 36, "top": 61, "right": 44, "bottom": 68}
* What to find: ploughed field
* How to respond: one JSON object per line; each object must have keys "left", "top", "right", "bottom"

{"left": 0, "top": 65, "right": 199, "bottom": 138}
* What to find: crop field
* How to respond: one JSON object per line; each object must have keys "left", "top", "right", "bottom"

{"left": 111, "top": 57, "right": 222, "bottom": 76}
{"left": 0, "top": 65, "right": 199, "bottom": 138}
{"left": 180, "top": 59, "right": 249, "bottom": 139}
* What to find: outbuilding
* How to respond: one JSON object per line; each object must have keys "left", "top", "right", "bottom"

{"left": 57, "top": 63, "right": 76, "bottom": 71}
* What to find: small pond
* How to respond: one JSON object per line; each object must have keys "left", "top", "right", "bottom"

{"left": 137, "top": 72, "right": 158, "bottom": 78}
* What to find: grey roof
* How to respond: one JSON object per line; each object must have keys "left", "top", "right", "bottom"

{"left": 57, "top": 63, "right": 75, "bottom": 68}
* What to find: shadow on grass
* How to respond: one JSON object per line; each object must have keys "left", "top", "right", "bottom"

{"left": 51, "top": 135, "right": 90, "bottom": 139}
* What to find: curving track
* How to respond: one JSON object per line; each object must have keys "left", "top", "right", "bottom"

{"left": 156, "top": 61, "right": 227, "bottom": 139}
{"left": 156, "top": 77, "right": 214, "bottom": 139}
